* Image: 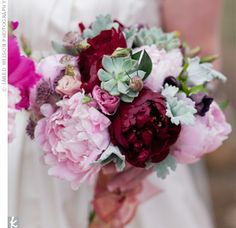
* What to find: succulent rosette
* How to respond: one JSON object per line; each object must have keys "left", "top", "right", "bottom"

{"left": 26, "top": 15, "right": 231, "bottom": 193}
{"left": 79, "top": 28, "right": 127, "bottom": 93}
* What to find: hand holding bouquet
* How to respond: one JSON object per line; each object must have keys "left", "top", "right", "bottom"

{"left": 19, "top": 15, "right": 231, "bottom": 227}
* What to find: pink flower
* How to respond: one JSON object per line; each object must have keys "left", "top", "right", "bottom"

{"left": 171, "top": 102, "right": 232, "bottom": 164}
{"left": 135, "top": 45, "right": 183, "bottom": 92}
{"left": 8, "top": 35, "right": 41, "bottom": 109}
{"left": 35, "top": 92, "right": 111, "bottom": 190}
{"left": 92, "top": 86, "right": 120, "bottom": 115}
{"left": 56, "top": 75, "right": 81, "bottom": 97}
{"left": 8, "top": 85, "right": 21, "bottom": 143}
{"left": 37, "top": 54, "right": 78, "bottom": 86}
{"left": 30, "top": 54, "right": 80, "bottom": 117}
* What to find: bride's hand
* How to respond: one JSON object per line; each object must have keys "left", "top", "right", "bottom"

{"left": 102, "top": 164, "right": 153, "bottom": 192}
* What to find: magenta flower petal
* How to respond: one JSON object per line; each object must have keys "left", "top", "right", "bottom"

{"left": 8, "top": 34, "right": 41, "bottom": 109}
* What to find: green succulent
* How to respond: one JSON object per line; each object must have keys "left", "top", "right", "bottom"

{"left": 82, "top": 15, "right": 119, "bottom": 39}
{"left": 98, "top": 56, "right": 145, "bottom": 103}
{"left": 126, "top": 27, "right": 180, "bottom": 51}
{"left": 123, "top": 27, "right": 138, "bottom": 48}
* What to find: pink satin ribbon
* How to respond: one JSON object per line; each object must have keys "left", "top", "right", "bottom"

{"left": 90, "top": 172, "right": 161, "bottom": 228}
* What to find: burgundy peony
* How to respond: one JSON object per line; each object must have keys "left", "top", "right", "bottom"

{"left": 109, "top": 89, "right": 181, "bottom": 168}
{"left": 78, "top": 28, "right": 127, "bottom": 93}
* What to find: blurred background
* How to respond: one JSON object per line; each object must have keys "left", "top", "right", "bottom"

{"left": 207, "top": 0, "right": 236, "bottom": 228}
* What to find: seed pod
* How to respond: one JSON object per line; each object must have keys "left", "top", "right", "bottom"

{"left": 129, "top": 76, "right": 144, "bottom": 92}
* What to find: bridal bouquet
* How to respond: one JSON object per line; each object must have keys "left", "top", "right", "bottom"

{"left": 23, "top": 15, "right": 231, "bottom": 227}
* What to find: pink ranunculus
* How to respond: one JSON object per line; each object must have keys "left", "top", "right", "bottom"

{"left": 34, "top": 92, "right": 111, "bottom": 190}
{"left": 8, "top": 35, "right": 41, "bottom": 109}
{"left": 135, "top": 45, "right": 183, "bottom": 92}
{"left": 55, "top": 75, "right": 82, "bottom": 97}
{"left": 171, "top": 102, "right": 232, "bottom": 164}
{"left": 8, "top": 85, "right": 21, "bottom": 143}
{"left": 92, "top": 85, "right": 120, "bottom": 115}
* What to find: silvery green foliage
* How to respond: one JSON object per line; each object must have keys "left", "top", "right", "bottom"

{"left": 155, "top": 155, "right": 177, "bottom": 179}
{"left": 123, "top": 27, "right": 138, "bottom": 48}
{"left": 95, "top": 144, "right": 125, "bottom": 172}
{"left": 187, "top": 57, "right": 226, "bottom": 85}
{"left": 98, "top": 56, "right": 145, "bottom": 102}
{"left": 51, "top": 40, "right": 79, "bottom": 56}
{"left": 162, "top": 85, "right": 197, "bottom": 125}
{"left": 82, "top": 15, "right": 119, "bottom": 39}
{"left": 133, "top": 27, "right": 180, "bottom": 50}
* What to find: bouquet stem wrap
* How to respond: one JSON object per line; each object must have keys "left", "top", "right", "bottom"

{"left": 90, "top": 171, "right": 161, "bottom": 228}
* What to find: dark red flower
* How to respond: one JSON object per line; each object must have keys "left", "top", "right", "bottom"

{"left": 109, "top": 89, "right": 181, "bottom": 168}
{"left": 190, "top": 92, "right": 213, "bottom": 116}
{"left": 78, "top": 28, "right": 127, "bottom": 93}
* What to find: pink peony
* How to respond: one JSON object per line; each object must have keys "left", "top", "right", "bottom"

{"left": 8, "top": 35, "right": 41, "bottom": 109}
{"left": 56, "top": 75, "right": 81, "bottom": 97}
{"left": 35, "top": 92, "right": 111, "bottom": 190}
{"left": 92, "top": 85, "right": 120, "bottom": 115}
{"left": 8, "top": 85, "right": 21, "bottom": 143}
{"left": 135, "top": 45, "right": 183, "bottom": 92}
{"left": 171, "top": 102, "right": 232, "bottom": 164}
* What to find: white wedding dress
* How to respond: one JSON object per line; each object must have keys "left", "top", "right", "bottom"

{"left": 9, "top": 0, "right": 214, "bottom": 227}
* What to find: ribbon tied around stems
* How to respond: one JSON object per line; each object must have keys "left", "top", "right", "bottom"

{"left": 89, "top": 171, "right": 161, "bottom": 228}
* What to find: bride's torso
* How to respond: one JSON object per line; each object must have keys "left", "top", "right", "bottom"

{"left": 9, "top": 0, "right": 161, "bottom": 53}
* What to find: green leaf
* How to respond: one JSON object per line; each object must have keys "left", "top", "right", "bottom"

{"left": 122, "top": 59, "right": 137, "bottom": 72}
{"left": 155, "top": 155, "right": 177, "bottom": 179}
{"left": 82, "top": 96, "right": 92, "bottom": 104}
{"left": 89, "top": 210, "right": 96, "bottom": 223}
{"left": 102, "top": 56, "right": 113, "bottom": 72}
{"left": 132, "top": 50, "right": 152, "bottom": 80}
{"left": 178, "top": 60, "right": 189, "bottom": 78}
{"left": 82, "top": 15, "right": 119, "bottom": 39}
{"left": 94, "top": 144, "right": 126, "bottom": 172}
{"left": 163, "top": 89, "right": 197, "bottom": 125}
{"left": 98, "top": 69, "right": 112, "bottom": 81}
{"left": 117, "top": 81, "right": 129, "bottom": 94}
{"left": 120, "top": 94, "right": 134, "bottom": 103}
{"left": 102, "top": 79, "right": 117, "bottom": 92}
{"left": 189, "top": 84, "right": 207, "bottom": 95}
{"left": 126, "top": 89, "right": 139, "bottom": 98}
{"left": 200, "top": 55, "right": 219, "bottom": 64}
{"left": 219, "top": 100, "right": 229, "bottom": 111}
{"left": 112, "top": 48, "right": 131, "bottom": 58}
{"left": 180, "top": 81, "right": 190, "bottom": 95}
{"left": 109, "top": 86, "right": 120, "bottom": 96}
{"left": 123, "top": 27, "right": 138, "bottom": 48}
